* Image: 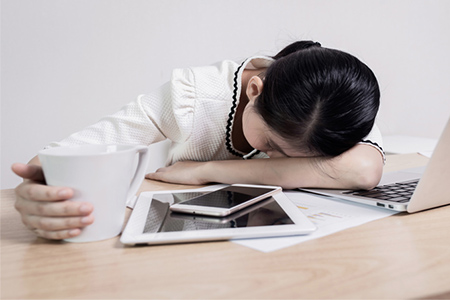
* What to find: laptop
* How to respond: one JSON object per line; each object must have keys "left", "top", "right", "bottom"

{"left": 301, "top": 118, "right": 450, "bottom": 213}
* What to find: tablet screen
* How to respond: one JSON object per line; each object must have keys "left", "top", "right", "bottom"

{"left": 143, "top": 193, "right": 294, "bottom": 234}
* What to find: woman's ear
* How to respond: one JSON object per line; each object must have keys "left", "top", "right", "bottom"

{"left": 246, "top": 76, "right": 264, "bottom": 102}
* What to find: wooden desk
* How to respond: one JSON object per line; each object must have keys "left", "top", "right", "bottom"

{"left": 2, "top": 154, "right": 450, "bottom": 299}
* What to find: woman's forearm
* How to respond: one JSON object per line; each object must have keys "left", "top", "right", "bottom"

{"left": 203, "top": 144, "right": 383, "bottom": 190}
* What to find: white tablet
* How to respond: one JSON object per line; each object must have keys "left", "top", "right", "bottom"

{"left": 120, "top": 186, "right": 316, "bottom": 246}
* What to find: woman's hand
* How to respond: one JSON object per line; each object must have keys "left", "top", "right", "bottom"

{"left": 11, "top": 162, "right": 94, "bottom": 240}
{"left": 146, "top": 161, "right": 210, "bottom": 185}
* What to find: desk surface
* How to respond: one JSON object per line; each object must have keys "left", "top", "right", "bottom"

{"left": 2, "top": 153, "right": 450, "bottom": 299}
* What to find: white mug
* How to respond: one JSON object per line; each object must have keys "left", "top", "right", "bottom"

{"left": 38, "top": 144, "right": 150, "bottom": 242}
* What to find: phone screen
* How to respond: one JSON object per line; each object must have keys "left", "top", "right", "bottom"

{"left": 175, "top": 186, "right": 277, "bottom": 209}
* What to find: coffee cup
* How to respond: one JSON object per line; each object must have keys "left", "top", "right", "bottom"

{"left": 38, "top": 144, "right": 150, "bottom": 242}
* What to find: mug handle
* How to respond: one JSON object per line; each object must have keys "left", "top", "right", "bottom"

{"left": 126, "top": 146, "right": 151, "bottom": 202}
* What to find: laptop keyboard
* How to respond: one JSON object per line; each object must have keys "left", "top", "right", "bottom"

{"left": 343, "top": 179, "right": 419, "bottom": 203}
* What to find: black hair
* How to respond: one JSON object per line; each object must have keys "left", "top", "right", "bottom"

{"left": 254, "top": 41, "right": 380, "bottom": 157}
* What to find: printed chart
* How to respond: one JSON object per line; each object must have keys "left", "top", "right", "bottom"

{"left": 295, "top": 202, "right": 352, "bottom": 226}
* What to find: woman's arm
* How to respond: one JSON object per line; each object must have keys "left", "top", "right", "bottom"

{"left": 147, "top": 144, "right": 384, "bottom": 190}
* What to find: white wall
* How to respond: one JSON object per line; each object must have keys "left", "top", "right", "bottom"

{"left": 2, "top": 0, "right": 450, "bottom": 189}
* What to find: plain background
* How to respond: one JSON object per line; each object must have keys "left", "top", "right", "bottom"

{"left": 2, "top": 0, "right": 450, "bottom": 189}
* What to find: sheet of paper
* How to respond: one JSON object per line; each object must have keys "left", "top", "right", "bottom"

{"left": 419, "top": 151, "right": 433, "bottom": 158}
{"left": 232, "top": 191, "right": 397, "bottom": 252}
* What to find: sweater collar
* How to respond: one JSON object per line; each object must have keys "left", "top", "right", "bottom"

{"left": 225, "top": 56, "right": 274, "bottom": 159}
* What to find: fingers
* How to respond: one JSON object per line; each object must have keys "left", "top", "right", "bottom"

{"left": 15, "top": 195, "right": 93, "bottom": 217}
{"left": 145, "top": 163, "right": 207, "bottom": 185}
{"left": 34, "top": 228, "right": 82, "bottom": 240}
{"left": 22, "top": 214, "right": 94, "bottom": 240}
{"left": 15, "top": 198, "right": 95, "bottom": 240}
{"left": 145, "top": 168, "right": 165, "bottom": 181}
{"left": 15, "top": 180, "right": 73, "bottom": 202}
{"left": 145, "top": 172, "right": 157, "bottom": 180}
{"left": 26, "top": 214, "right": 94, "bottom": 232}
{"left": 14, "top": 187, "right": 94, "bottom": 240}
{"left": 19, "top": 206, "right": 94, "bottom": 240}
{"left": 13, "top": 172, "right": 95, "bottom": 240}
{"left": 11, "top": 163, "right": 46, "bottom": 182}
{"left": 145, "top": 172, "right": 168, "bottom": 183}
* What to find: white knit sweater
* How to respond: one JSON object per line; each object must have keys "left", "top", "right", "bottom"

{"left": 47, "top": 56, "right": 384, "bottom": 165}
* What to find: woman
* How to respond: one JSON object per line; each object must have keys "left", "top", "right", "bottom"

{"left": 12, "top": 41, "right": 384, "bottom": 240}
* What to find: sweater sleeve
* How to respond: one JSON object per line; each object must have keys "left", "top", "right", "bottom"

{"left": 46, "top": 68, "right": 196, "bottom": 148}
{"left": 359, "top": 123, "right": 385, "bottom": 163}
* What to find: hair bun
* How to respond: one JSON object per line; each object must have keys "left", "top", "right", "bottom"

{"left": 273, "top": 40, "right": 322, "bottom": 59}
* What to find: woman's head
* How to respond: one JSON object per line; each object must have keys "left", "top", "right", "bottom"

{"left": 252, "top": 41, "right": 380, "bottom": 158}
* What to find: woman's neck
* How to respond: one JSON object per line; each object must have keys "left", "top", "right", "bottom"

{"left": 231, "top": 68, "right": 265, "bottom": 153}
